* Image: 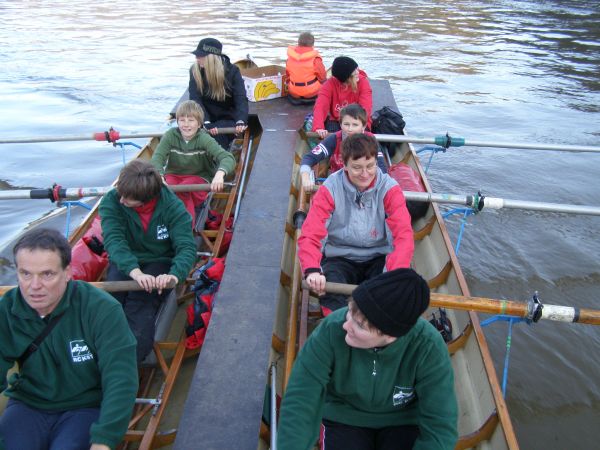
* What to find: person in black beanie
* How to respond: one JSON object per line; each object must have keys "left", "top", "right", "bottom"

{"left": 311, "top": 56, "right": 373, "bottom": 138}
{"left": 277, "top": 268, "right": 458, "bottom": 450}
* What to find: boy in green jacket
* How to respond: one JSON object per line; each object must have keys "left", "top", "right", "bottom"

{"left": 0, "top": 228, "right": 138, "bottom": 450}
{"left": 277, "top": 268, "right": 458, "bottom": 450}
{"left": 151, "top": 100, "right": 236, "bottom": 220}
{"left": 99, "top": 160, "right": 196, "bottom": 363}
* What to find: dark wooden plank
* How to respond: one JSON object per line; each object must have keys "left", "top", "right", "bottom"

{"left": 174, "top": 97, "right": 310, "bottom": 450}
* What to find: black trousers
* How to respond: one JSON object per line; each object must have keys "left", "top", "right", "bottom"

{"left": 107, "top": 261, "right": 171, "bottom": 363}
{"left": 320, "top": 255, "right": 386, "bottom": 311}
{"left": 325, "top": 118, "right": 342, "bottom": 133}
{"left": 321, "top": 419, "right": 419, "bottom": 450}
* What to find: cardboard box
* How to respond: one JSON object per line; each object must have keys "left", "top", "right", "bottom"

{"left": 240, "top": 65, "right": 287, "bottom": 102}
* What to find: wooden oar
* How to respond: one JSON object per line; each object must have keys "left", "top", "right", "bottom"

{"left": 0, "top": 183, "right": 236, "bottom": 201}
{"left": 308, "top": 185, "right": 600, "bottom": 217}
{"left": 302, "top": 281, "right": 600, "bottom": 325}
{"left": 0, "top": 279, "right": 177, "bottom": 296}
{"left": 303, "top": 131, "right": 600, "bottom": 153}
{"left": 0, "top": 127, "right": 237, "bottom": 144}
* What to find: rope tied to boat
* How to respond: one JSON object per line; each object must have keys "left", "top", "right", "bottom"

{"left": 481, "top": 291, "right": 545, "bottom": 397}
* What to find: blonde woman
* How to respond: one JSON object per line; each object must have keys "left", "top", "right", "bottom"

{"left": 312, "top": 56, "right": 373, "bottom": 139}
{"left": 189, "top": 37, "right": 248, "bottom": 150}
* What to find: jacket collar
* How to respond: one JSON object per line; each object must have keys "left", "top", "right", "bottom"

{"left": 11, "top": 280, "right": 74, "bottom": 320}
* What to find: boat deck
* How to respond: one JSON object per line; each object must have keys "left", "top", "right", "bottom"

{"left": 174, "top": 81, "right": 396, "bottom": 449}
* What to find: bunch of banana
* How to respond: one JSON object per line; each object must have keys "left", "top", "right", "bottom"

{"left": 253, "top": 80, "right": 280, "bottom": 101}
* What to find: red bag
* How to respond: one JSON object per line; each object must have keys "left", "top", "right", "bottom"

{"left": 388, "top": 163, "right": 428, "bottom": 220}
{"left": 71, "top": 216, "right": 108, "bottom": 281}
{"left": 388, "top": 162, "right": 425, "bottom": 193}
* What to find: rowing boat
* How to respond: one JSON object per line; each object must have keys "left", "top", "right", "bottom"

{"left": 267, "top": 80, "right": 519, "bottom": 449}
{"left": 1, "top": 72, "right": 519, "bottom": 449}
{"left": 168, "top": 78, "right": 520, "bottom": 449}
{"left": 0, "top": 118, "right": 256, "bottom": 447}
{"left": 64, "top": 131, "right": 254, "bottom": 447}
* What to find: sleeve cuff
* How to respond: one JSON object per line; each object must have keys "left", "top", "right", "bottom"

{"left": 304, "top": 268, "right": 322, "bottom": 277}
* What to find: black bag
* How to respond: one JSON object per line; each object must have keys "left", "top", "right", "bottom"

{"left": 371, "top": 106, "right": 406, "bottom": 157}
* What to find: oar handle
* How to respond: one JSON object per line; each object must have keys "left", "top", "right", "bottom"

{"left": 0, "top": 279, "right": 177, "bottom": 296}
{"left": 89, "top": 279, "right": 177, "bottom": 292}
{"left": 169, "top": 182, "right": 235, "bottom": 193}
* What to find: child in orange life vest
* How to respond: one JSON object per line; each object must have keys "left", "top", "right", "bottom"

{"left": 286, "top": 32, "right": 327, "bottom": 105}
{"left": 151, "top": 100, "right": 235, "bottom": 220}
{"left": 300, "top": 103, "right": 386, "bottom": 192}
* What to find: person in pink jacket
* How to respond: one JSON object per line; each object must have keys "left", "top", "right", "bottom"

{"left": 311, "top": 56, "right": 373, "bottom": 138}
{"left": 298, "top": 134, "right": 414, "bottom": 315}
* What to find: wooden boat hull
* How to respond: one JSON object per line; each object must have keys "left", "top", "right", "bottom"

{"left": 0, "top": 77, "right": 518, "bottom": 450}
{"left": 172, "top": 78, "right": 518, "bottom": 449}
{"left": 271, "top": 81, "right": 519, "bottom": 449}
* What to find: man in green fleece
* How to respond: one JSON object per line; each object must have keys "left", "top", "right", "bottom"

{"left": 277, "top": 268, "right": 458, "bottom": 450}
{"left": 0, "top": 228, "right": 138, "bottom": 450}
{"left": 99, "top": 160, "right": 196, "bottom": 363}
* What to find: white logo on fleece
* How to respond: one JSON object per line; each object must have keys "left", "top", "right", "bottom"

{"left": 70, "top": 340, "right": 94, "bottom": 363}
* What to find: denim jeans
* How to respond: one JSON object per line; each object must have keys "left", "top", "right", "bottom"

{"left": 0, "top": 398, "right": 100, "bottom": 450}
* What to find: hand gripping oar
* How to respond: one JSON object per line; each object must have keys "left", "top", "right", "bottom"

{"left": 0, "top": 182, "right": 236, "bottom": 201}
{"left": 301, "top": 281, "right": 600, "bottom": 325}
{"left": 302, "top": 131, "right": 600, "bottom": 154}
{"left": 0, "top": 127, "right": 238, "bottom": 144}
{"left": 0, "top": 279, "right": 177, "bottom": 296}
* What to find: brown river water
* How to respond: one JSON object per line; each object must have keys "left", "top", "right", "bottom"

{"left": 1, "top": 1, "right": 599, "bottom": 448}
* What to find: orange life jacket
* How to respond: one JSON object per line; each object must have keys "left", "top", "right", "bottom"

{"left": 286, "top": 46, "right": 322, "bottom": 98}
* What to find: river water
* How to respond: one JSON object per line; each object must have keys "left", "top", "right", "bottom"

{"left": 1, "top": 1, "right": 599, "bottom": 448}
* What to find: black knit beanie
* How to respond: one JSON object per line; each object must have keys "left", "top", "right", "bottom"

{"left": 331, "top": 56, "right": 359, "bottom": 83}
{"left": 353, "top": 268, "right": 430, "bottom": 337}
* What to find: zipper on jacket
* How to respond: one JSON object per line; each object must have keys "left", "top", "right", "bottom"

{"left": 371, "top": 347, "right": 380, "bottom": 376}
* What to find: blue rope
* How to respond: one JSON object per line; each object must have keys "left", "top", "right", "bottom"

{"left": 441, "top": 207, "right": 475, "bottom": 255}
{"left": 416, "top": 145, "right": 446, "bottom": 173}
{"left": 63, "top": 201, "right": 92, "bottom": 238}
{"left": 480, "top": 315, "right": 530, "bottom": 397}
{"left": 112, "top": 141, "right": 142, "bottom": 166}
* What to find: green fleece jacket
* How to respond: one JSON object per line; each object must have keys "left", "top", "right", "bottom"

{"left": 151, "top": 127, "right": 236, "bottom": 178}
{"left": 277, "top": 308, "right": 458, "bottom": 450}
{"left": 99, "top": 186, "right": 196, "bottom": 282}
{"left": 0, "top": 281, "right": 138, "bottom": 449}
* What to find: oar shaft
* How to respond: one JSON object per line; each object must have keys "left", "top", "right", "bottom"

{"left": 0, "top": 279, "right": 176, "bottom": 296}
{"left": 0, "top": 183, "right": 234, "bottom": 201}
{"left": 402, "top": 191, "right": 600, "bottom": 217}
{"left": 0, "top": 133, "right": 163, "bottom": 144}
{"left": 376, "top": 134, "right": 600, "bottom": 154}
{"left": 301, "top": 281, "right": 600, "bottom": 325}
{"left": 0, "top": 128, "right": 237, "bottom": 144}
{"left": 302, "top": 131, "right": 600, "bottom": 153}
{"left": 305, "top": 187, "right": 600, "bottom": 217}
